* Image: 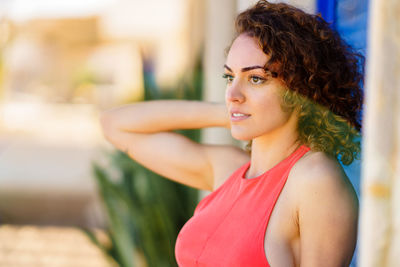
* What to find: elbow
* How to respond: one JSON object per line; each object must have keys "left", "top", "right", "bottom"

{"left": 99, "top": 111, "right": 116, "bottom": 141}
{"left": 99, "top": 111, "right": 110, "bottom": 129}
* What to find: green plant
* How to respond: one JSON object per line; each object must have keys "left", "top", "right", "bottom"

{"left": 89, "top": 57, "right": 203, "bottom": 267}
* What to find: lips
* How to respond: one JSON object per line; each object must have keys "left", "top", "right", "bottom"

{"left": 230, "top": 110, "right": 251, "bottom": 122}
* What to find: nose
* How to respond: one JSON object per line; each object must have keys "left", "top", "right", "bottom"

{"left": 225, "top": 83, "right": 245, "bottom": 103}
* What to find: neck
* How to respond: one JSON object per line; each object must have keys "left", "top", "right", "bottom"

{"left": 246, "top": 115, "right": 301, "bottom": 179}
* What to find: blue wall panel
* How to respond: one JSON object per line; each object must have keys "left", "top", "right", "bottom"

{"left": 317, "top": 0, "right": 337, "bottom": 26}
{"left": 336, "top": 0, "right": 369, "bottom": 55}
{"left": 316, "top": 1, "right": 369, "bottom": 266}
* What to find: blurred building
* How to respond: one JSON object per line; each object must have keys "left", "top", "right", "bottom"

{"left": 0, "top": 0, "right": 204, "bottom": 229}
{"left": 0, "top": 0, "right": 316, "bottom": 243}
{"left": 0, "top": 1, "right": 205, "bottom": 264}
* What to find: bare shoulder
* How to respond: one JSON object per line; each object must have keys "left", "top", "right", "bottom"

{"left": 289, "top": 150, "right": 359, "bottom": 266}
{"left": 291, "top": 150, "right": 358, "bottom": 203}
{"left": 203, "top": 144, "right": 250, "bottom": 191}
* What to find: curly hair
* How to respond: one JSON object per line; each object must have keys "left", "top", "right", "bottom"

{"left": 236, "top": 0, "right": 364, "bottom": 131}
{"left": 281, "top": 90, "right": 361, "bottom": 165}
{"left": 236, "top": 1, "right": 363, "bottom": 164}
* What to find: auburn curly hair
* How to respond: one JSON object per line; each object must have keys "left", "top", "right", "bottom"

{"left": 236, "top": 0, "right": 364, "bottom": 131}
{"left": 237, "top": 1, "right": 364, "bottom": 164}
{"left": 280, "top": 89, "right": 361, "bottom": 165}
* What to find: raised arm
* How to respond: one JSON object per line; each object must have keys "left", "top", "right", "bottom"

{"left": 100, "top": 100, "right": 249, "bottom": 191}
{"left": 101, "top": 100, "right": 230, "bottom": 134}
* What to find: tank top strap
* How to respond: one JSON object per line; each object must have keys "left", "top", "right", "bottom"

{"left": 240, "top": 145, "right": 310, "bottom": 182}
{"left": 287, "top": 144, "right": 310, "bottom": 166}
{"left": 258, "top": 144, "right": 310, "bottom": 186}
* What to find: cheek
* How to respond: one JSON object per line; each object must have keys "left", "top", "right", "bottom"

{"left": 256, "top": 96, "right": 291, "bottom": 123}
{"left": 256, "top": 95, "right": 282, "bottom": 114}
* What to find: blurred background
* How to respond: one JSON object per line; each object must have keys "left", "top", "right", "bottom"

{"left": 0, "top": 0, "right": 368, "bottom": 266}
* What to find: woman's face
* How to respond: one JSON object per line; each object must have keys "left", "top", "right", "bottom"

{"left": 224, "top": 33, "right": 295, "bottom": 141}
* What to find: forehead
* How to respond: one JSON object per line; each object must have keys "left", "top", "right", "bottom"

{"left": 225, "top": 34, "right": 269, "bottom": 70}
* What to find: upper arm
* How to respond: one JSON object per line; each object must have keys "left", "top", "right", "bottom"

{"left": 101, "top": 122, "right": 248, "bottom": 191}
{"left": 296, "top": 159, "right": 359, "bottom": 267}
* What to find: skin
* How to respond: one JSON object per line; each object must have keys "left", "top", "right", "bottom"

{"left": 224, "top": 34, "right": 358, "bottom": 266}
{"left": 100, "top": 33, "right": 359, "bottom": 267}
{"left": 223, "top": 33, "right": 302, "bottom": 178}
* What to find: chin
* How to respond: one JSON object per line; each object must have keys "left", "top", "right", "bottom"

{"left": 230, "top": 130, "right": 253, "bottom": 141}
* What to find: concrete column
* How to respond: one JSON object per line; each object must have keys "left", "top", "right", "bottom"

{"left": 202, "top": 0, "right": 237, "bottom": 146}
{"left": 359, "top": 0, "right": 400, "bottom": 266}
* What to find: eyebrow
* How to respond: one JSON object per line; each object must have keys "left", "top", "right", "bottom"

{"left": 224, "top": 64, "right": 264, "bottom": 72}
{"left": 224, "top": 64, "right": 278, "bottom": 77}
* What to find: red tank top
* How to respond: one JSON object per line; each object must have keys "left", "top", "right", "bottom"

{"left": 175, "top": 145, "right": 310, "bottom": 266}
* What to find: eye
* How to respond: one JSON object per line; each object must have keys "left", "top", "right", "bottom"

{"left": 249, "top": 75, "right": 266, "bottom": 85}
{"left": 222, "top": 74, "right": 234, "bottom": 84}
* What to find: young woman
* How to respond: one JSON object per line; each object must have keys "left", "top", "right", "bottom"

{"left": 100, "top": 1, "right": 363, "bottom": 266}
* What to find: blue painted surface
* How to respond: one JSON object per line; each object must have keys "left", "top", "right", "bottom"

{"left": 316, "top": 1, "right": 369, "bottom": 266}
{"left": 335, "top": 2, "right": 369, "bottom": 266}
{"left": 317, "top": 0, "right": 337, "bottom": 26}
{"left": 336, "top": 0, "right": 369, "bottom": 56}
